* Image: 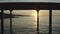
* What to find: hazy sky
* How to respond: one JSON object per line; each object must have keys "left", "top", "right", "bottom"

{"left": 0, "top": 0, "right": 60, "bottom": 3}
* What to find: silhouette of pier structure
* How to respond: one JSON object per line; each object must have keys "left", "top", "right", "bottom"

{"left": 0, "top": 2, "right": 60, "bottom": 34}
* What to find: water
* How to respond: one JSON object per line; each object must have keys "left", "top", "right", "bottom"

{"left": 0, "top": 16, "right": 60, "bottom": 34}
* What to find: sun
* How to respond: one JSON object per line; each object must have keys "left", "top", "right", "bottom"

{"left": 33, "top": 13, "right": 37, "bottom": 16}
{"left": 33, "top": 12, "right": 37, "bottom": 16}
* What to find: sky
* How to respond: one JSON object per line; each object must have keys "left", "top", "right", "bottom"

{"left": 0, "top": 0, "right": 60, "bottom": 3}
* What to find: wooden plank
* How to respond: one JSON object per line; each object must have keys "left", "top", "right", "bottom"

{"left": 0, "top": 2, "right": 60, "bottom": 10}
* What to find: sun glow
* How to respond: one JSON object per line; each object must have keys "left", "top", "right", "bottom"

{"left": 32, "top": 11, "right": 37, "bottom": 21}
{"left": 33, "top": 12, "right": 37, "bottom": 17}
{"left": 33, "top": 13, "right": 37, "bottom": 16}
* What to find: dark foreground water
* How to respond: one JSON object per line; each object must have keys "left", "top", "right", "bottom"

{"left": 0, "top": 16, "right": 60, "bottom": 34}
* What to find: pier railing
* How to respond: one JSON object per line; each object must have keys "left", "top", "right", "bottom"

{"left": 0, "top": 2, "right": 60, "bottom": 34}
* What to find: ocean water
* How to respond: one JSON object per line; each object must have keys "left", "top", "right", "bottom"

{"left": 0, "top": 16, "right": 60, "bottom": 34}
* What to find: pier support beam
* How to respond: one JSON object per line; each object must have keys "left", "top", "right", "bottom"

{"left": 49, "top": 9, "right": 52, "bottom": 34}
{"left": 10, "top": 10, "right": 13, "bottom": 34}
{"left": 36, "top": 10, "right": 40, "bottom": 34}
{"left": 1, "top": 10, "right": 4, "bottom": 34}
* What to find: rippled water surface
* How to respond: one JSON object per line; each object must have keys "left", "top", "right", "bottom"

{"left": 0, "top": 16, "right": 60, "bottom": 34}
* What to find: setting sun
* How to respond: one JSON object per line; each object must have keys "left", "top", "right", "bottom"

{"left": 32, "top": 11, "right": 37, "bottom": 16}
{"left": 33, "top": 13, "right": 37, "bottom": 16}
